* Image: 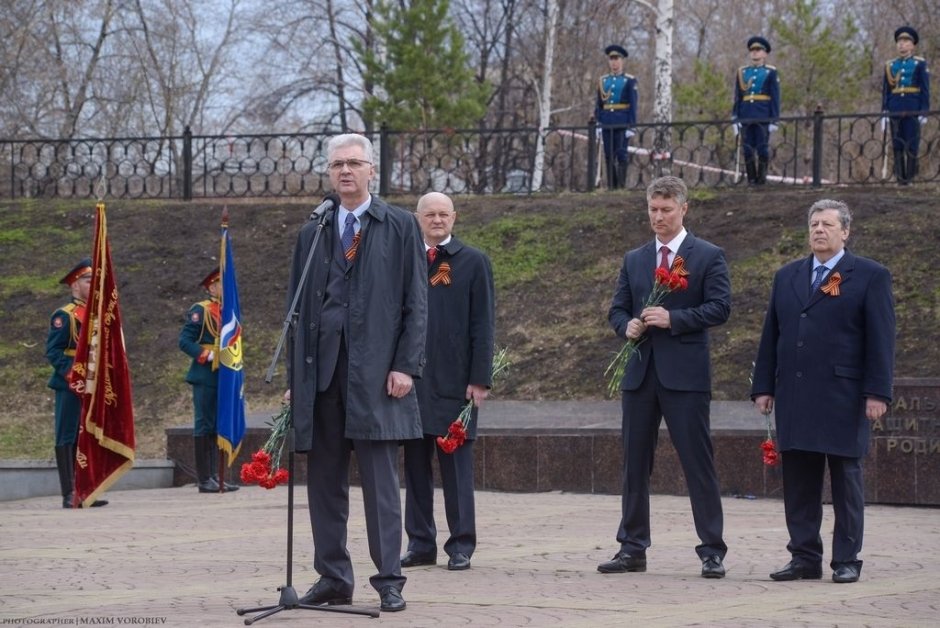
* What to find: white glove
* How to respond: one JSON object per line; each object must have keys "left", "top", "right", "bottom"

{"left": 769, "top": 124, "right": 778, "bottom": 133}
{"left": 880, "top": 116, "right": 888, "bottom": 132}
{"left": 732, "top": 123, "right": 740, "bottom": 137}
{"left": 624, "top": 129, "right": 636, "bottom": 139}
{"left": 207, "top": 351, "right": 215, "bottom": 362}
{"left": 595, "top": 127, "right": 602, "bottom": 139}
{"left": 919, "top": 116, "right": 928, "bottom": 126}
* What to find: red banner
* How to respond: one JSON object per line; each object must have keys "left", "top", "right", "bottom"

{"left": 68, "top": 202, "right": 136, "bottom": 507}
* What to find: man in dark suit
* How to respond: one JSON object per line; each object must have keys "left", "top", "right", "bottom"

{"left": 600, "top": 176, "right": 731, "bottom": 578}
{"left": 751, "top": 199, "right": 895, "bottom": 584}
{"left": 286, "top": 133, "right": 427, "bottom": 612}
{"left": 401, "top": 192, "right": 495, "bottom": 572}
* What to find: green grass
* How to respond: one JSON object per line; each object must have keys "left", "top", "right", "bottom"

{"left": 0, "top": 273, "right": 60, "bottom": 299}
{"left": 0, "top": 419, "right": 54, "bottom": 459}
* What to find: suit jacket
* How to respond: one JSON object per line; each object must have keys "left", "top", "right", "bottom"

{"left": 287, "top": 195, "right": 428, "bottom": 449}
{"left": 608, "top": 232, "right": 731, "bottom": 392}
{"left": 416, "top": 237, "right": 495, "bottom": 438}
{"left": 751, "top": 250, "right": 895, "bottom": 457}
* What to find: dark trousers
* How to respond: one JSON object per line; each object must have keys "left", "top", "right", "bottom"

{"left": 306, "top": 350, "right": 405, "bottom": 595}
{"left": 403, "top": 436, "right": 476, "bottom": 558}
{"left": 889, "top": 115, "right": 921, "bottom": 183}
{"left": 781, "top": 450, "right": 864, "bottom": 571}
{"left": 191, "top": 383, "right": 217, "bottom": 436}
{"left": 54, "top": 389, "right": 80, "bottom": 446}
{"left": 742, "top": 122, "right": 770, "bottom": 160}
{"left": 616, "top": 355, "right": 726, "bottom": 559}
{"left": 601, "top": 126, "right": 630, "bottom": 188}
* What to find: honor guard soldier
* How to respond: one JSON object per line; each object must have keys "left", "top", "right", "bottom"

{"left": 882, "top": 26, "right": 930, "bottom": 185}
{"left": 732, "top": 36, "right": 780, "bottom": 185}
{"left": 595, "top": 44, "right": 638, "bottom": 189}
{"left": 45, "top": 259, "right": 107, "bottom": 508}
{"left": 178, "top": 268, "right": 238, "bottom": 493}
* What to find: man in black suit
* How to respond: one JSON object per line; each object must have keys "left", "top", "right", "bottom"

{"left": 286, "top": 133, "right": 427, "bottom": 612}
{"left": 401, "top": 192, "right": 495, "bottom": 572}
{"left": 752, "top": 199, "right": 895, "bottom": 584}
{"left": 600, "top": 176, "right": 731, "bottom": 578}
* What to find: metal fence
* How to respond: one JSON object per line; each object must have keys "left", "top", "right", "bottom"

{"left": 2, "top": 109, "right": 937, "bottom": 200}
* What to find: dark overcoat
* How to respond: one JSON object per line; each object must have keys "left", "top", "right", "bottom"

{"left": 287, "top": 195, "right": 427, "bottom": 449}
{"left": 416, "top": 237, "right": 495, "bottom": 438}
{"left": 609, "top": 233, "right": 731, "bottom": 392}
{"left": 751, "top": 250, "right": 895, "bottom": 458}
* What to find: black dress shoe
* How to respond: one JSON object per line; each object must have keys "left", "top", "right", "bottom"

{"left": 197, "top": 478, "right": 239, "bottom": 493}
{"left": 701, "top": 555, "right": 725, "bottom": 579}
{"left": 597, "top": 552, "right": 647, "bottom": 573}
{"left": 400, "top": 550, "right": 436, "bottom": 567}
{"left": 447, "top": 553, "right": 471, "bottom": 571}
{"left": 379, "top": 586, "right": 406, "bottom": 612}
{"left": 769, "top": 560, "right": 823, "bottom": 581}
{"left": 197, "top": 479, "right": 219, "bottom": 493}
{"left": 832, "top": 564, "right": 860, "bottom": 583}
{"left": 88, "top": 499, "right": 109, "bottom": 507}
{"left": 298, "top": 579, "right": 353, "bottom": 606}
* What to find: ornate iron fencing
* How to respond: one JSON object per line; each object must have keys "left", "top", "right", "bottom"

{"left": 1, "top": 109, "right": 936, "bottom": 200}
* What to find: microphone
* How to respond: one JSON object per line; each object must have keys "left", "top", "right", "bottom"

{"left": 309, "top": 194, "right": 339, "bottom": 222}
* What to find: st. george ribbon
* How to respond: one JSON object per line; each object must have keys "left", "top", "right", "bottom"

{"left": 309, "top": 194, "right": 339, "bottom": 222}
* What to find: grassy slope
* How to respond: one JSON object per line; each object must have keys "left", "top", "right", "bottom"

{"left": 1, "top": 187, "right": 937, "bottom": 459}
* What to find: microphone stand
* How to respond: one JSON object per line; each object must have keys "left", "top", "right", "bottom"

{"left": 236, "top": 207, "right": 379, "bottom": 624}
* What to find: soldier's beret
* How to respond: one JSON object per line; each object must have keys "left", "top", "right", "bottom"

{"left": 200, "top": 267, "right": 221, "bottom": 289}
{"left": 60, "top": 258, "right": 92, "bottom": 285}
{"left": 894, "top": 26, "right": 919, "bottom": 45}
{"left": 747, "top": 36, "right": 771, "bottom": 53}
{"left": 605, "top": 44, "right": 628, "bottom": 58}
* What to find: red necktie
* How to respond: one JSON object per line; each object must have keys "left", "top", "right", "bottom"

{"left": 427, "top": 247, "right": 438, "bottom": 264}
{"left": 658, "top": 245, "right": 670, "bottom": 270}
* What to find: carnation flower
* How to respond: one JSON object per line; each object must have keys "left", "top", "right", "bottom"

{"left": 239, "top": 405, "right": 291, "bottom": 489}
{"left": 436, "top": 347, "right": 510, "bottom": 453}
{"left": 605, "top": 258, "right": 690, "bottom": 397}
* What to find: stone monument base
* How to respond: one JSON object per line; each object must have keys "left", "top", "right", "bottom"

{"left": 165, "top": 379, "right": 939, "bottom": 506}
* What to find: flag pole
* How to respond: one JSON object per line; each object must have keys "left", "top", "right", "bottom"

{"left": 218, "top": 206, "right": 229, "bottom": 494}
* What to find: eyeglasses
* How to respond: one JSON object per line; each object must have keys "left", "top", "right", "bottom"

{"left": 328, "top": 159, "right": 372, "bottom": 171}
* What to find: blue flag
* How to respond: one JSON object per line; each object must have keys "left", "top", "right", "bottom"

{"left": 216, "top": 224, "right": 246, "bottom": 465}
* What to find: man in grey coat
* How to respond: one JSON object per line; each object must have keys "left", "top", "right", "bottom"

{"left": 286, "top": 133, "right": 427, "bottom": 612}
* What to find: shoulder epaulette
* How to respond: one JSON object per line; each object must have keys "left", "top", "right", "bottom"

{"left": 765, "top": 64, "right": 777, "bottom": 70}
{"left": 623, "top": 73, "right": 635, "bottom": 80}
{"left": 914, "top": 55, "right": 926, "bottom": 62}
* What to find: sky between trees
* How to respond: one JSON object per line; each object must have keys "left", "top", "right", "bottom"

{"left": 0, "top": 0, "right": 935, "bottom": 141}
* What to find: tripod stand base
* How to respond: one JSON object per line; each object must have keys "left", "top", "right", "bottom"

{"left": 237, "top": 585, "right": 380, "bottom": 624}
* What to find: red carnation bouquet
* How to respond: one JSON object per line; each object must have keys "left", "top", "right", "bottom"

{"left": 605, "top": 257, "right": 690, "bottom": 397}
{"left": 436, "top": 347, "right": 511, "bottom": 454}
{"left": 760, "top": 414, "right": 780, "bottom": 466}
{"left": 240, "top": 405, "right": 290, "bottom": 489}
{"left": 749, "top": 362, "right": 780, "bottom": 466}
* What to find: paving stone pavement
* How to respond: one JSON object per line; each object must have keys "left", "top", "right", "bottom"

{"left": 1, "top": 485, "right": 938, "bottom": 627}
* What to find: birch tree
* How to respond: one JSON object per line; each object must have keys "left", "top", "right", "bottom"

{"left": 530, "top": 0, "right": 558, "bottom": 191}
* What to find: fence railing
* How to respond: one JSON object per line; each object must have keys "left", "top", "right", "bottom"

{"left": 2, "top": 109, "right": 937, "bottom": 200}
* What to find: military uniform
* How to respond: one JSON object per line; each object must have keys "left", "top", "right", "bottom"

{"left": 178, "top": 268, "right": 236, "bottom": 493}
{"left": 595, "top": 44, "right": 638, "bottom": 189}
{"left": 45, "top": 259, "right": 106, "bottom": 508}
{"left": 732, "top": 36, "right": 780, "bottom": 184}
{"left": 882, "top": 26, "right": 931, "bottom": 185}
